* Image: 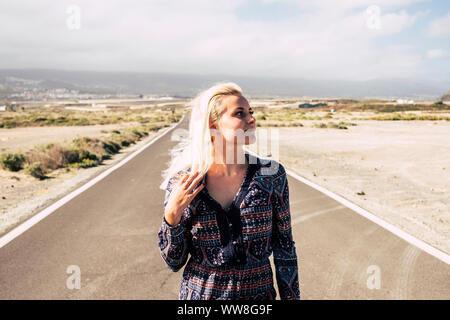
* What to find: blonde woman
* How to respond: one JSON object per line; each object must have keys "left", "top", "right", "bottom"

{"left": 158, "top": 82, "right": 300, "bottom": 300}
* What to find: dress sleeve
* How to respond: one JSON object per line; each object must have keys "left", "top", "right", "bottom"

{"left": 271, "top": 163, "right": 300, "bottom": 300}
{"left": 157, "top": 174, "right": 192, "bottom": 272}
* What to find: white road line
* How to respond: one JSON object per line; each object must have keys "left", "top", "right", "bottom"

{"left": 0, "top": 115, "right": 185, "bottom": 249}
{"left": 292, "top": 205, "right": 346, "bottom": 225}
{"left": 287, "top": 167, "right": 450, "bottom": 265}
{"left": 245, "top": 149, "right": 450, "bottom": 265}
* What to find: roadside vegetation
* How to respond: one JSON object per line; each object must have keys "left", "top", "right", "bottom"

{"left": 251, "top": 101, "right": 449, "bottom": 128}
{"left": 0, "top": 106, "right": 182, "bottom": 128}
{"left": 0, "top": 124, "right": 170, "bottom": 180}
{"left": 0, "top": 103, "right": 184, "bottom": 179}
{"left": 313, "top": 121, "right": 357, "bottom": 129}
{"left": 361, "top": 113, "right": 449, "bottom": 121}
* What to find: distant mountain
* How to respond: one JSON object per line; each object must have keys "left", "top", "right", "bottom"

{"left": 0, "top": 69, "right": 448, "bottom": 100}
{"left": 441, "top": 90, "right": 450, "bottom": 101}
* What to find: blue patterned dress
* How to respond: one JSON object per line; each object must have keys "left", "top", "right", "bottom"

{"left": 158, "top": 153, "right": 300, "bottom": 300}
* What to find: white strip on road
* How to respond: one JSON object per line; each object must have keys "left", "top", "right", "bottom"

{"left": 0, "top": 115, "right": 185, "bottom": 249}
{"left": 287, "top": 168, "right": 450, "bottom": 265}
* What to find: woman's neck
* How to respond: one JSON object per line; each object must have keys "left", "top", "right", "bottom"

{"left": 210, "top": 146, "right": 248, "bottom": 177}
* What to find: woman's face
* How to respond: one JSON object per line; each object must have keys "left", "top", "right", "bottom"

{"left": 210, "top": 94, "right": 256, "bottom": 146}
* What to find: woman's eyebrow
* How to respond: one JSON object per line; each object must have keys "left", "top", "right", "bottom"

{"left": 235, "top": 106, "right": 253, "bottom": 111}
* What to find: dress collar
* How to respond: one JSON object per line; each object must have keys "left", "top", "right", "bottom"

{"left": 200, "top": 153, "right": 260, "bottom": 212}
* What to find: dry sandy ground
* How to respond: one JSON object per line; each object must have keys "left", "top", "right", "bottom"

{"left": 249, "top": 119, "right": 449, "bottom": 254}
{"left": 0, "top": 122, "right": 142, "bottom": 153}
{"left": 0, "top": 124, "right": 168, "bottom": 236}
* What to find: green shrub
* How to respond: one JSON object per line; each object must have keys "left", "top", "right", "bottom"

{"left": 147, "top": 124, "right": 162, "bottom": 131}
{"left": 103, "top": 141, "right": 121, "bottom": 155}
{"left": 25, "top": 162, "right": 46, "bottom": 179}
{"left": 5, "top": 121, "right": 17, "bottom": 128}
{"left": 73, "top": 118, "right": 89, "bottom": 126}
{"left": 73, "top": 137, "right": 108, "bottom": 160}
{"left": 69, "top": 158, "right": 97, "bottom": 169}
{"left": 56, "top": 116, "right": 67, "bottom": 124}
{"left": 80, "top": 158, "right": 97, "bottom": 168}
{"left": 314, "top": 123, "right": 327, "bottom": 128}
{"left": 64, "top": 148, "right": 81, "bottom": 164}
{"left": 63, "top": 148, "right": 97, "bottom": 163}
{"left": 129, "top": 128, "right": 145, "bottom": 138}
{"left": 120, "top": 139, "right": 131, "bottom": 147}
{"left": 0, "top": 152, "right": 26, "bottom": 171}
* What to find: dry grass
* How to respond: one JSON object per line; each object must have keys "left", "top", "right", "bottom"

{"left": 0, "top": 105, "right": 183, "bottom": 129}
{"left": 0, "top": 126, "right": 157, "bottom": 179}
{"left": 252, "top": 104, "right": 450, "bottom": 127}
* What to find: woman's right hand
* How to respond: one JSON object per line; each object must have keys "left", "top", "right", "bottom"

{"left": 164, "top": 171, "right": 205, "bottom": 227}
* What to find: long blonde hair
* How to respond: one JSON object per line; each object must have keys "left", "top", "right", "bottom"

{"left": 159, "top": 82, "right": 243, "bottom": 190}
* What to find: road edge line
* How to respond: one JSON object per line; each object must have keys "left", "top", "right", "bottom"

{"left": 245, "top": 149, "right": 450, "bottom": 265}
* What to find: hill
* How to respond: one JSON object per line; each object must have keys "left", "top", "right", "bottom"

{"left": 441, "top": 90, "right": 450, "bottom": 101}
{"left": 1, "top": 69, "right": 449, "bottom": 100}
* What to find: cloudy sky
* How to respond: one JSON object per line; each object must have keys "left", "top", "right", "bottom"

{"left": 0, "top": 0, "right": 449, "bottom": 82}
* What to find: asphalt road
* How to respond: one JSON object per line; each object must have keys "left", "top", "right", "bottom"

{"left": 0, "top": 115, "right": 448, "bottom": 299}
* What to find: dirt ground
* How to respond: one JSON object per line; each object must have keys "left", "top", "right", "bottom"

{"left": 0, "top": 122, "right": 142, "bottom": 153}
{"left": 249, "top": 119, "right": 449, "bottom": 254}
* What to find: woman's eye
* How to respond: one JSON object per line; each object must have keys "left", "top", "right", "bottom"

{"left": 236, "top": 111, "right": 254, "bottom": 117}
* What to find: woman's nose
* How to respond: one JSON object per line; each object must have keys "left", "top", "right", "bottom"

{"left": 248, "top": 114, "right": 255, "bottom": 125}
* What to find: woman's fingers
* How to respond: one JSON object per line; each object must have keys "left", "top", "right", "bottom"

{"left": 189, "top": 180, "right": 205, "bottom": 198}
{"left": 179, "top": 173, "right": 190, "bottom": 185}
{"left": 182, "top": 171, "right": 198, "bottom": 187}
{"left": 186, "top": 173, "right": 205, "bottom": 194}
{"left": 184, "top": 171, "right": 200, "bottom": 187}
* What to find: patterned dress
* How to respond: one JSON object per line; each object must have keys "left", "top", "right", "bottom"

{"left": 158, "top": 153, "right": 300, "bottom": 300}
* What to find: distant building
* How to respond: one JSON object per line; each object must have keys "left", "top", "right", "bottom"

{"left": 0, "top": 105, "right": 6, "bottom": 111}
{"left": 396, "top": 99, "right": 414, "bottom": 104}
{"left": 91, "top": 103, "right": 107, "bottom": 108}
{"left": 298, "top": 103, "right": 328, "bottom": 108}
